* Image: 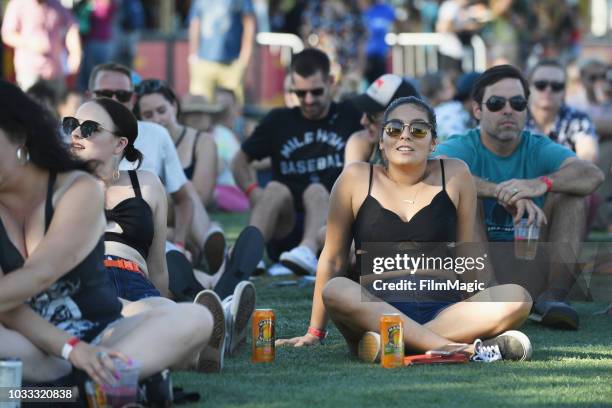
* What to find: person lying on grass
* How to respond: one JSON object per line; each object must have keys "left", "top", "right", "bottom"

{"left": 277, "top": 96, "right": 534, "bottom": 362}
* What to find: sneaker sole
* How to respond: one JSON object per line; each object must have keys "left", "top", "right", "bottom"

{"left": 501, "top": 330, "right": 532, "bottom": 361}
{"left": 229, "top": 282, "right": 256, "bottom": 356}
{"left": 279, "top": 259, "right": 314, "bottom": 276}
{"left": 357, "top": 331, "right": 381, "bottom": 363}
{"left": 536, "top": 306, "right": 579, "bottom": 330}
{"left": 194, "top": 290, "right": 226, "bottom": 373}
{"left": 204, "top": 230, "right": 226, "bottom": 274}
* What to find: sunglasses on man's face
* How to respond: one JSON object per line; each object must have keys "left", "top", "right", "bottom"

{"left": 62, "top": 116, "right": 116, "bottom": 138}
{"left": 383, "top": 119, "right": 432, "bottom": 139}
{"left": 93, "top": 89, "right": 133, "bottom": 103}
{"left": 586, "top": 73, "right": 606, "bottom": 82}
{"left": 291, "top": 87, "right": 325, "bottom": 98}
{"left": 533, "top": 80, "right": 565, "bottom": 93}
{"left": 484, "top": 95, "right": 528, "bottom": 113}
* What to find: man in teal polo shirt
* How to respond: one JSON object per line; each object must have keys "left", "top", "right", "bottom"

{"left": 435, "top": 65, "right": 604, "bottom": 330}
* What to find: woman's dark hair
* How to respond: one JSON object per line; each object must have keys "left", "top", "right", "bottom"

{"left": 0, "top": 80, "right": 94, "bottom": 174}
{"left": 383, "top": 96, "right": 438, "bottom": 139}
{"left": 133, "top": 79, "right": 180, "bottom": 119}
{"left": 91, "top": 97, "right": 142, "bottom": 167}
{"left": 471, "top": 64, "right": 530, "bottom": 104}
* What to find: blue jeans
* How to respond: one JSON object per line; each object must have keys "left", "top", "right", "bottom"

{"left": 105, "top": 256, "right": 161, "bottom": 301}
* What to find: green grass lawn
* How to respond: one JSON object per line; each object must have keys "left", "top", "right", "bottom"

{"left": 173, "top": 213, "right": 612, "bottom": 408}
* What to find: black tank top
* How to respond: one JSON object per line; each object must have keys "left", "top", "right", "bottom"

{"left": 352, "top": 161, "right": 458, "bottom": 280}
{"left": 105, "top": 170, "right": 154, "bottom": 259}
{"left": 176, "top": 129, "right": 200, "bottom": 180}
{"left": 0, "top": 172, "right": 122, "bottom": 342}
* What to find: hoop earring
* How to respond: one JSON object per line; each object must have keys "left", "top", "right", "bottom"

{"left": 16, "top": 146, "right": 30, "bottom": 165}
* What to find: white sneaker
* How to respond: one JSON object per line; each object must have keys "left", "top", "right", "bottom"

{"left": 471, "top": 330, "right": 532, "bottom": 362}
{"left": 254, "top": 260, "right": 266, "bottom": 276}
{"left": 222, "top": 281, "right": 256, "bottom": 356}
{"left": 193, "top": 290, "right": 226, "bottom": 373}
{"left": 279, "top": 246, "right": 318, "bottom": 276}
{"left": 266, "top": 263, "right": 293, "bottom": 277}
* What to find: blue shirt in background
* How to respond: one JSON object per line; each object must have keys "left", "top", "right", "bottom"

{"left": 363, "top": 3, "right": 395, "bottom": 57}
{"left": 189, "top": 0, "right": 254, "bottom": 63}
{"left": 434, "top": 129, "right": 575, "bottom": 241}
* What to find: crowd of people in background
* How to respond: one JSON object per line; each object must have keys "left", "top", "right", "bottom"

{"left": 0, "top": 0, "right": 611, "bottom": 406}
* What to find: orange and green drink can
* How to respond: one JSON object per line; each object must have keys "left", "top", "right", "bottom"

{"left": 252, "top": 309, "right": 275, "bottom": 363}
{"left": 380, "top": 313, "right": 404, "bottom": 368}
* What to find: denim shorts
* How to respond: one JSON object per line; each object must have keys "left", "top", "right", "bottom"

{"left": 105, "top": 256, "right": 161, "bottom": 301}
{"left": 388, "top": 301, "right": 455, "bottom": 325}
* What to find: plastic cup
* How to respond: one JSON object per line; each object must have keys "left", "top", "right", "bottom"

{"left": 514, "top": 219, "right": 539, "bottom": 260}
{"left": 102, "top": 359, "right": 140, "bottom": 408}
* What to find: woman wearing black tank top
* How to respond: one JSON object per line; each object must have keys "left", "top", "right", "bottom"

{"left": 70, "top": 98, "right": 170, "bottom": 301}
{"left": 0, "top": 81, "right": 217, "bottom": 386}
{"left": 134, "top": 79, "right": 218, "bottom": 207}
{"left": 278, "top": 97, "right": 534, "bottom": 362}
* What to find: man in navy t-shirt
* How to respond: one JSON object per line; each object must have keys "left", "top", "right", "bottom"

{"left": 435, "top": 65, "right": 604, "bottom": 330}
{"left": 232, "top": 49, "right": 362, "bottom": 276}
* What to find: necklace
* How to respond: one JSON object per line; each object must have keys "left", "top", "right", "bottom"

{"left": 385, "top": 167, "right": 428, "bottom": 205}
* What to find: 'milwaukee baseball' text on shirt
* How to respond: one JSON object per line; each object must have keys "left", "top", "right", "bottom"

{"left": 242, "top": 101, "right": 362, "bottom": 211}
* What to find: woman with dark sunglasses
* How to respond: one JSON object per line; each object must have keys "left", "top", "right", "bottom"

{"left": 0, "top": 81, "right": 218, "bottom": 388}
{"left": 133, "top": 79, "right": 218, "bottom": 208}
{"left": 278, "top": 96, "right": 533, "bottom": 363}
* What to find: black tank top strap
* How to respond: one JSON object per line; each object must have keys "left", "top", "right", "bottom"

{"left": 439, "top": 159, "right": 446, "bottom": 191}
{"left": 175, "top": 126, "right": 187, "bottom": 147}
{"left": 368, "top": 164, "right": 374, "bottom": 196}
{"left": 45, "top": 172, "right": 57, "bottom": 232}
{"left": 192, "top": 131, "right": 201, "bottom": 162}
{"left": 128, "top": 170, "right": 142, "bottom": 198}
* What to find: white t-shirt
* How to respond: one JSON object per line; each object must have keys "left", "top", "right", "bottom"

{"left": 119, "top": 121, "right": 187, "bottom": 194}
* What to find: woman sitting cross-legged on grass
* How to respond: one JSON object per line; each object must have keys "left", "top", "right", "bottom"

{"left": 0, "top": 81, "right": 218, "bottom": 387}
{"left": 277, "top": 96, "right": 534, "bottom": 362}
{"left": 68, "top": 97, "right": 260, "bottom": 368}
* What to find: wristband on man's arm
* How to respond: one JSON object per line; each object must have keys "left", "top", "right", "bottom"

{"left": 539, "top": 176, "right": 553, "bottom": 192}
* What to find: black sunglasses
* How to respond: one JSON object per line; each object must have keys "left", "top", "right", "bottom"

{"left": 533, "top": 80, "right": 565, "bottom": 92}
{"left": 586, "top": 73, "right": 606, "bottom": 82}
{"left": 291, "top": 87, "right": 325, "bottom": 98}
{"left": 484, "top": 95, "right": 528, "bottom": 113}
{"left": 62, "top": 116, "right": 117, "bottom": 138}
{"left": 383, "top": 119, "right": 432, "bottom": 139}
{"left": 136, "top": 79, "right": 168, "bottom": 96}
{"left": 93, "top": 89, "right": 133, "bottom": 103}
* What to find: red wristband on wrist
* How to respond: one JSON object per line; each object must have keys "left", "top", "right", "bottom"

{"left": 67, "top": 336, "right": 80, "bottom": 347}
{"left": 308, "top": 326, "right": 327, "bottom": 339}
{"left": 539, "top": 176, "right": 553, "bottom": 192}
{"left": 245, "top": 183, "right": 259, "bottom": 198}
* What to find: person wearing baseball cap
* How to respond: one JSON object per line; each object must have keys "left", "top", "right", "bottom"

{"left": 345, "top": 74, "right": 421, "bottom": 164}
